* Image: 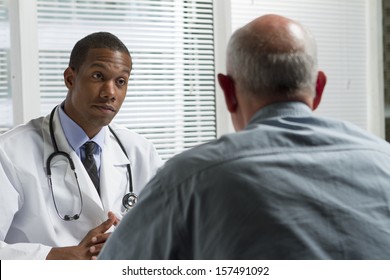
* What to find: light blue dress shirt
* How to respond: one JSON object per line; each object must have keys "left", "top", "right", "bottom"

{"left": 100, "top": 102, "right": 390, "bottom": 260}
{"left": 58, "top": 104, "right": 105, "bottom": 173}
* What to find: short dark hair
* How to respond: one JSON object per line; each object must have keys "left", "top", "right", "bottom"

{"left": 69, "top": 32, "right": 131, "bottom": 70}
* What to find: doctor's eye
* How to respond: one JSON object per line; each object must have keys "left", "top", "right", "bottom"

{"left": 116, "top": 78, "right": 127, "bottom": 87}
{"left": 92, "top": 72, "right": 103, "bottom": 80}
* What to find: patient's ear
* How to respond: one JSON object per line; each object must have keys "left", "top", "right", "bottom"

{"left": 218, "top": 73, "right": 238, "bottom": 113}
{"left": 313, "top": 71, "right": 327, "bottom": 110}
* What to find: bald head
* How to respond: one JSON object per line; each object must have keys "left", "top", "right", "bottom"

{"left": 245, "top": 14, "right": 311, "bottom": 53}
{"left": 226, "top": 14, "right": 318, "bottom": 99}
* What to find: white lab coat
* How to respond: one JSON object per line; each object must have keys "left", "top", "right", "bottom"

{"left": 0, "top": 107, "right": 163, "bottom": 259}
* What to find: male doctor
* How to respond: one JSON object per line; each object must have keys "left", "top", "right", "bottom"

{"left": 0, "top": 32, "right": 162, "bottom": 259}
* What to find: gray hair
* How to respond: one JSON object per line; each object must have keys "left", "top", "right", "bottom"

{"left": 226, "top": 25, "right": 318, "bottom": 98}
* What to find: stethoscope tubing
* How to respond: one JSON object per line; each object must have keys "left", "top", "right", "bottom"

{"left": 46, "top": 106, "right": 137, "bottom": 221}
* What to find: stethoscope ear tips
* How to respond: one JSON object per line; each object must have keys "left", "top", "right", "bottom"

{"left": 122, "top": 192, "right": 138, "bottom": 210}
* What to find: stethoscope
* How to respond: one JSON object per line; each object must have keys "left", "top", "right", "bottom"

{"left": 46, "top": 106, "right": 138, "bottom": 221}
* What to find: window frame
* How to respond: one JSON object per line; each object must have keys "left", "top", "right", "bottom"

{"left": 5, "top": 0, "right": 385, "bottom": 142}
{"left": 9, "top": 0, "right": 226, "bottom": 160}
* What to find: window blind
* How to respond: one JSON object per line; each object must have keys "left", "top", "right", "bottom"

{"left": 0, "top": 0, "right": 11, "bottom": 133}
{"left": 230, "top": 0, "right": 368, "bottom": 130}
{"left": 36, "top": 0, "right": 216, "bottom": 160}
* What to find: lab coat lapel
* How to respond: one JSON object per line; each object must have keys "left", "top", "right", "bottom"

{"left": 99, "top": 129, "right": 130, "bottom": 215}
{"left": 72, "top": 154, "right": 103, "bottom": 208}
{"left": 42, "top": 107, "right": 104, "bottom": 214}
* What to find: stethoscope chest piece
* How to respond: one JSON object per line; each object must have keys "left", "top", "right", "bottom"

{"left": 122, "top": 192, "right": 138, "bottom": 210}
{"left": 47, "top": 106, "right": 137, "bottom": 221}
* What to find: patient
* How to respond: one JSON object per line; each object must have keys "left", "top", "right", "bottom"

{"left": 99, "top": 14, "right": 390, "bottom": 259}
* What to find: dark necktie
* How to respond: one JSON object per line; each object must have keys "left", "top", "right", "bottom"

{"left": 82, "top": 141, "right": 100, "bottom": 194}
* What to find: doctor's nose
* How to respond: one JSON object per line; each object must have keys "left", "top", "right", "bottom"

{"left": 100, "top": 80, "right": 117, "bottom": 100}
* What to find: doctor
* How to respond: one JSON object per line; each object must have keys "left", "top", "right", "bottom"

{"left": 0, "top": 32, "right": 162, "bottom": 259}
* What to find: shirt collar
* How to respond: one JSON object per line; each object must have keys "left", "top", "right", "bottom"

{"left": 248, "top": 102, "right": 313, "bottom": 126}
{"left": 58, "top": 104, "right": 106, "bottom": 156}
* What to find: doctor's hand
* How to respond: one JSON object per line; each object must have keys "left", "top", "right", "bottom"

{"left": 46, "top": 211, "right": 119, "bottom": 260}
{"left": 88, "top": 211, "right": 120, "bottom": 260}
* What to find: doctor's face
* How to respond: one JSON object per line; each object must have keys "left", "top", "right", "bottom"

{"left": 64, "top": 48, "right": 132, "bottom": 138}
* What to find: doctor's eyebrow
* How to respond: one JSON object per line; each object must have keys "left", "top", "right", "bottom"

{"left": 89, "top": 62, "right": 131, "bottom": 75}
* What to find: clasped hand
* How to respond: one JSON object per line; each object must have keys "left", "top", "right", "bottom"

{"left": 46, "top": 211, "right": 119, "bottom": 260}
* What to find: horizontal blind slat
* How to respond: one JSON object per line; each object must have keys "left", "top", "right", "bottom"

{"left": 37, "top": 0, "right": 216, "bottom": 160}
